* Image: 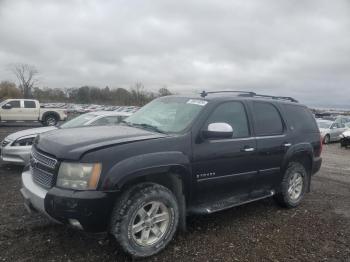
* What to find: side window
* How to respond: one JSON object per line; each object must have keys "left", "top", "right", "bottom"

{"left": 24, "top": 101, "right": 36, "bottom": 108}
{"left": 252, "top": 102, "right": 284, "bottom": 136}
{"left": 283, "top": 105, "right": 318, "bottom": 132}
{"left": 8, "top": 100, "right": 21, "bottom": 108}
{"left": 205, "top": 102, "right": 250, "bottom": 138}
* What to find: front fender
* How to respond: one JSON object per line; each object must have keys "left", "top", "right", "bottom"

{"left": 102, "top": 151, "right": 192, "bottom": 190}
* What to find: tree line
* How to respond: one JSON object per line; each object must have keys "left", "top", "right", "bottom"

{"left": 0, "top": 63, "right": 173, "bottom": 106}
{"left": 0, "top": 81, "right": 173, "bottom": 106}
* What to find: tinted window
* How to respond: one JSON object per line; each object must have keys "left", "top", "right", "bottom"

{"left": 8, "top": 100, "right": 21, "bottom": 108}
{"left": 284, "top": 105, "right": 318, "bottom": 133}
{"left": 252, "top": 102, "right": 283, "bottom": 136}
{"left": 24, "top": 101, "right": 36, "bottom": 108}
{"left": 206, "top": 102, "right": 249, "bottom": 138}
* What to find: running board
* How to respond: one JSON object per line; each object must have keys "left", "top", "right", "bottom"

{"left": 189, "top": 190, "right": 275, "bottom": 214}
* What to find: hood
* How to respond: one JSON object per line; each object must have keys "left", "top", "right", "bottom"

{"left": 6, "top": 126, "right": 57, "bottom": 141}
{"left": 35, "top": 125, "right": 166, "bottom": 160}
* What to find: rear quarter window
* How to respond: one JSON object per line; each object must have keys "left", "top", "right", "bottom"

{"left": 283, "top": 105, "right": 318, "bottom": 133}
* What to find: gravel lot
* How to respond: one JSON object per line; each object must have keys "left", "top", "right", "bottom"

{"left": 0, "top": 125, "right": 349, "bottom": 262}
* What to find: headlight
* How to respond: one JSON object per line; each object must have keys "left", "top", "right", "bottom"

{"left": 57, "top": 162, "right": 102, "bottom": 190}
{"left": 13, "top": 136, "right": 35, "bottom": 146}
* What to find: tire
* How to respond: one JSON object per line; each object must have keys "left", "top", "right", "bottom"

{"left": 43, "top": 114, "right": 58, "bottom": 126}
{"left": 323, "top": 134, "right": 330, "bottom": 144}
{"left": 274, "top": 162, "right": 308, "bottom": 208}
{"left": 110, "top": 183, "right": 179, "bottom": 258}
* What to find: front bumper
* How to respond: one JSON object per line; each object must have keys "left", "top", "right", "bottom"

{"left": 1, "top": 145, "right": 31, "bottom": 165}
{"left": 340, "top": 136, "right": 350, "bottom": 147}
{"left": 21, "top": 170, "right": 118, "bottom": 232}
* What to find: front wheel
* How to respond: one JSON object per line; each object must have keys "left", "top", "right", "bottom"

{"left": 274, "top": 162, "right": 308, "bottom": 208}
{"left": 110, "top": 183, "right": 179, "bottom": 258}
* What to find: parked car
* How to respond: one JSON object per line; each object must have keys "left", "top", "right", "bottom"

{"left": 340, "top": 122, "right": 350, "bottom": 148}
{"left": 0, "top": 111, "right": 132, "bottom": 165}
{"left": 317, "top": 119, "right": 347, "bottom": 144}
{"left": 0, "top": 99, "right": 67, "bottom": 126}
{"left": 334, "top": 116, "right": 350, "bottom": 125}
{"left": 20, "top": 91, "right": 322, "bottom": 258}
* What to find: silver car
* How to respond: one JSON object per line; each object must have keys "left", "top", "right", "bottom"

{"left": 317, "top": 119, "right": 347, "bottom": 144}
{"left": 0, "top": 111, "right": 132, "bottom": 165}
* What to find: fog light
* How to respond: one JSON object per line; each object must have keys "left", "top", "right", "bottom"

{"left": 69, "top": 219, "right": 83, "bottom": 230}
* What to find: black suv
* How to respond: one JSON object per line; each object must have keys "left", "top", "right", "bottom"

{"left": 21, "top": 91, "right": 322, "bottom": 258}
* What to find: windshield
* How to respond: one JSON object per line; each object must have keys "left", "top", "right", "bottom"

{"left": 317, "top": 121, "right": 331, "bottom": 129}
{"left": 123, "top": 97, "right": 207, "bottom": 133}
{"left": 0, "top": 99, "right": 7, "bottom": 106}
{"left": 60, "top": 113, "right": 97, "bottom": 128}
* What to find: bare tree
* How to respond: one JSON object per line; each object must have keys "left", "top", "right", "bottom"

{"left": 10, "top": 63, "right": 38, "bottom": 98}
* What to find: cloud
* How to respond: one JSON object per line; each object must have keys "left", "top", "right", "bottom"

{"left": 0, "top": 0, "right": 349, "bottom": 107}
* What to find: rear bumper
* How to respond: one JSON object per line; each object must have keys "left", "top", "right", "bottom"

{"left": 21, "top": 170, "right": 118, "bottom": 232}
{"left": 312, "top": 157, "right": 322, "bottom": 175}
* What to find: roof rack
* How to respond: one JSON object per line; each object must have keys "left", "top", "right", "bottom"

{"left": 200, "top": 90, "right": 298, "bottom": 103}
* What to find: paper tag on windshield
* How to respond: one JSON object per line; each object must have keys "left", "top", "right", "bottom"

{"left": 187, "top": 99, "right": 208, "bottom": 106}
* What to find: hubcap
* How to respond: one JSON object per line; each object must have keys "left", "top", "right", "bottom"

{"left": 46, "top": 117, "right": 56, "bottom": 126}
{"left": 130, "top": 201, "right": 170, "bottom": 246}
{"left": 288, "top": 172, "right": 303, "bottom": 201}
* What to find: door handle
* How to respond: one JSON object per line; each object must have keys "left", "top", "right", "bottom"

{"left": 283, "top": 143, "right": 292, "bottom": 147}
{"left": 241, "top": 147, "right": 255, "bottom": 152}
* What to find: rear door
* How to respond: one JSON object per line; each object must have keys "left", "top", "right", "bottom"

{"left": 250, "top": 101, "right": 290, "bottom": 193}
{"left": 22, "top": 100, "right": 39, "bottom": 120}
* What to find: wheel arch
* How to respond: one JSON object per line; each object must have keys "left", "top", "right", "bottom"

{"left": 103, "top": 152, "right": 191, "bottom": 232}
{"left": 282, "top": 145, "right": 313, "bottom": 192}
{"left": 42, "top": 111, "right": 60, "bottom": 121}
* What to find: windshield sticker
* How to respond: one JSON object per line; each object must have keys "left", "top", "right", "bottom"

{"left": 187, "top": 99, "right": 208, "bottom": 106}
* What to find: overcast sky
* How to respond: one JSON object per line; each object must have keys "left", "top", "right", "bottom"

{"left": 0, "top": 0, "right": 349, "bottom": 107}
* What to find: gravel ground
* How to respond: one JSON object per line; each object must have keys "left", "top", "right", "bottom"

{"left": 0, "top": 125, "right": 349, "bottom": 262}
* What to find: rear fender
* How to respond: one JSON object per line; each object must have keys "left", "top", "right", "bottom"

{"left": 282, "top": 143, "right": 313, "bottom": 171}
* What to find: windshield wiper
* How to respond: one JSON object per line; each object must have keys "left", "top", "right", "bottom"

{"left": 121, "top": 121, "right": 166, "bottom": 134}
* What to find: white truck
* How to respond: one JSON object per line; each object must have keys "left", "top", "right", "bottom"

{"left": 0, "top": 99, "right": 67, "bottom": 126}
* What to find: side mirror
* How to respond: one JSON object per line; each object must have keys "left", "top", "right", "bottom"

{"left": 2, "top": 104, "right": 12, "bottom": 110}
{"left": 202, "top": 122, "right": 233, "bottom": 139}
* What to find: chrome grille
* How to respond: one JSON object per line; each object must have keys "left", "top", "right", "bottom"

{"left": 31, "top": 148, "right": 57, "bottom": 168}
{"left": 30, "top": 148, "right": 58, "bottom": 188}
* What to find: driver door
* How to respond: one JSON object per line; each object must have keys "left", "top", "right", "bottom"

{"left": 192, "top": 101, "right": 258, "bottom": 205}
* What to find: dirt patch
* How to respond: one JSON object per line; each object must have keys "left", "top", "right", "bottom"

{"left": 0, "top": 126, "right": 349, "bottom": 261}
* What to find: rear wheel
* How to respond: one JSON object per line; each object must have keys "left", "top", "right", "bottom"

{"left": 274, "top": 162, "right": 308, "bottom": 208}
{"left": 110, "top": 183, "right": 179, "bottom": 258}
{"left": 43, "top": 114, "right": 58, "bottom": 126}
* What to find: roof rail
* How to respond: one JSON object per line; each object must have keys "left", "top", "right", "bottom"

{"left": 200, "top": 90, "right": 298, "bottom": 103}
